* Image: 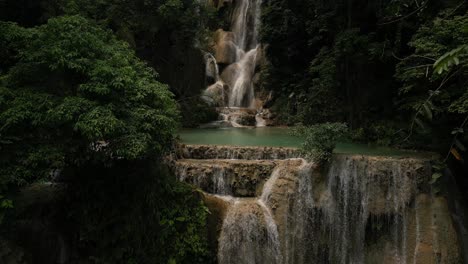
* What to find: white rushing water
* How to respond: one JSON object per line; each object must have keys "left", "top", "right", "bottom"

{"left": 205, "top": 52, "right": 220, "bottom": 82}
{"left": 218, "top": 162, "right": 282, "bottom": 264}
{"left": 212, "top": 166, "right": 232, "bottom": 195}
{"left": 276, "top": 156, "right": 419, "bottom": 264}
{"left": 203, "top": 0, "right": 264, "bottom": 127}
{"left": 318, "top": 157, "right": 415, "bottom": 263}
{"left": 228, "top": 47, "right": 258, "bottom": 107}
{"left": 217, "top": 197, "right": 281, "bottom": 264}
{"left": 174, "top": 146, "right": 455, "bottom": 263}
{"left": 227, "top": 0, "right": 261, "bottom": 107}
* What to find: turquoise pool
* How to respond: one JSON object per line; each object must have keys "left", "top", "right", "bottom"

{"left": 178, "top": 127, "right": 425, "bottom": 157}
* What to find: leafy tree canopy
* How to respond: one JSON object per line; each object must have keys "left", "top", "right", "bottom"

{"left": 260, "top": 0, "right": 467, "bottom": 151}
{"left": 0, "top": 15, "right": 179, "bottom": 193}
{"left": 397, "top": 12, "right": 468, "bottom": 115}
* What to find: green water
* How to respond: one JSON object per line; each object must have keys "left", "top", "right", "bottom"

{"left": 178, "top": 127, "right": 424, "bottom": 157}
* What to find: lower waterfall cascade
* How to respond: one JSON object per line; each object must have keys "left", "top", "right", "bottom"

{"left": 174, "top": 144, "right": 462, "bottom": 264}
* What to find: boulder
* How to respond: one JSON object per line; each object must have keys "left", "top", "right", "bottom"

{"left": 214, "top": 30, "right": 238, "bottom": 65}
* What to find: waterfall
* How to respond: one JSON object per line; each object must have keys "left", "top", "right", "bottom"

{"left": 218, "top": 162, "right": 283, "bottom": 264}
{"left": 228, "top": 47, "right": 258, "bottom": 107}
{"left": 204, "top": 0, "right": 263, "bottom": 121}
{"left": 176, "top": 163, "right": 232, "bottom": 195}
{"left": 205, "top": 52, "right": 220, "bottom": 82}
{"left": 324, "top": 157, "right": 371, "bottom": 264}
{"left": 227, "top": 0, "right": 261, "bottom": 107}
{"left": 255, "top": 110, "right": 267, "bottom": 127}
{"left": 212, "top": 166, "right": 231, "bottom": 195}
{"left": 276, "top": 160, "right": 320, "bottom": 264}
{"left": 323, "top": 156, "right": 415, "bottom": 264}
{"left": 175, "top": 144, "right": 461, "bottom": 263}
{"left": 275, "top": 156, "right": 420, "bottom": 264}
{"left": 218, "top": 198, "right": 281, "bottom": 264}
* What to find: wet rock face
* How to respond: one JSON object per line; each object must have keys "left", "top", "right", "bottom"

{"left": 205, "top": 82, "right": 229, "bottom": 107}
{"left": 411, "top": 195, "right": 460, "bottom": 264}
{"left": 175, "top": 159, "right": 277, "bottom": 196}
{"left": 202, "top": 193, "right": 231, "bottom": 256}
{"left": 322, "top": 155, "right": 431, "bottom": 216}
{"left": 218, "top": 107, "right": 257, "bottom": 126}
{"left": 176, "top": 144, "right": 300, "bottom": 160}
{"left": 214, "top": 30, "right": 238, "bottom": 65}
{"left": 173, "top": 145, "right": 462, "bottom": 264}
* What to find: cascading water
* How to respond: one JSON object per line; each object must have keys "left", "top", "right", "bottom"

{"left": 323, "top": 156, "right": 415, "bottom": 264}
{"left": 205, "top": 52, "right": 220, "bottom": 83}
{"left": 175, "top": 144, "right": 461, "bottom": 263}
{"left": 218, "top": 165, "right": 282, "bottom": 264}
{"left": 226, "top": 0, "right": 261, "bottom": 107}
{"left": 228, "top": 48, "right": 258, "bottom": 107}
{"left": 279, "top": 161, "right": 318, "bottom": 264}
{"left": 235, "top": 154, "right": 433, "bottom": 264}
{"left": 176, "top": 163, "right": 232, "bottom": 195}
{"left": 218, "top": 198, "right": 281, "bottom": 264}
{"left": 228, "top": 0, "right": 262, "bottom": 108}
{"left": 203, "top": 0, "right": 265, "bottom": 127}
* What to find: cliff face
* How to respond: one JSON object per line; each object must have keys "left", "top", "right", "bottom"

{"left": 174, "top": 144, "right": 462, "bottom": 264}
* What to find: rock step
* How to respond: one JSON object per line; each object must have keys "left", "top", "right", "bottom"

{"left": 175, "top": 159, "right": 278, "bottom": 197}
{"left": 176, "top": 144, "right": 300, "bottom": 160}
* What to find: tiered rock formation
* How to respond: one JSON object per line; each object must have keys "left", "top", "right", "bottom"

{"left": 174, "top": 144, "right": 462, "bottom": 264}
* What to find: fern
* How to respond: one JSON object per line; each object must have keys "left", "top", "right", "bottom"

{"left": 433, "top": 45, "right": 468, "bottom": 74}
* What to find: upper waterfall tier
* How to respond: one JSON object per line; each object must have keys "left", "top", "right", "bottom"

{"left": 204, "top": 0, "right": 263, "bottom": 109}
{"left": 231, "top": 0, "right": 261, "bottom": 51}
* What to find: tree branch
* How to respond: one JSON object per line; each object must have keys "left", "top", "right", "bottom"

{"left": 378, "top": 1, "right": 429, "bottom": 26}
{"left": 403, "top": 69, "right": 460, "bottom": 142}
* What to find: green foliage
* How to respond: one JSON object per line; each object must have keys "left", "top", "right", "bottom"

{"left": 158, "top": 186, "right": 211, "bottom": 263}
{"left": 180, "top": 98, "right": 218, "bottom": 128}
{"left": 0, "top": 15, "right": 178, "bottom": 193}
{"left": 433, "top": 45, "right": 468, "bottom": 74}
{"left": 260, "top": 0, "right": 422, "bottom": 128}
{"left": 261, "top": 0, "right": 467, "bottom": 152}
{"left": 0, "top": 195, "right": 13, "bottom": 225}
{"left": 0, "top": 161, "right": 213, "bottom": 263}
{"left": 396, "top": 12, "right": 467, "bottom": 97}
{"left": 303, "top": 47, "right": 344, "bottom": 124}
{"left": 0, "top": 22, "right": 31, "bottom": 72}
{"left": 292, "top": 123, "right": 348, "bottom": 164}
{"left": 395, "top": 10, "right": 468, "bottom": 150}
{"left": 68, "top": 161, "right": 212, "bottom": 264}
{"left": 0, "top": 6, "right": 215, "bottom": 263}
{"left": 1, "top": 0, "right": 222, "bottom": 128}
{"left": 351, "top": 121, "right": 406, "bottom": 146}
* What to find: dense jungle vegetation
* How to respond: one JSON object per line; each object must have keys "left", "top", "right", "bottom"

{"left": 260, "top": 0, "right": 467, "bottom": 150}
{"left": 0, "top": 1, "right": 217, "bottom": 263}
{"left": 0, "top": 0, "right": 467, "bottom": 263}
{"left": 259, "top": 0, "right": 468, "bottom": 206}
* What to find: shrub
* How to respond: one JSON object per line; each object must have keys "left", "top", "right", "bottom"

{"left": 292, "top": 122, "right": 348, "bottom": 164}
